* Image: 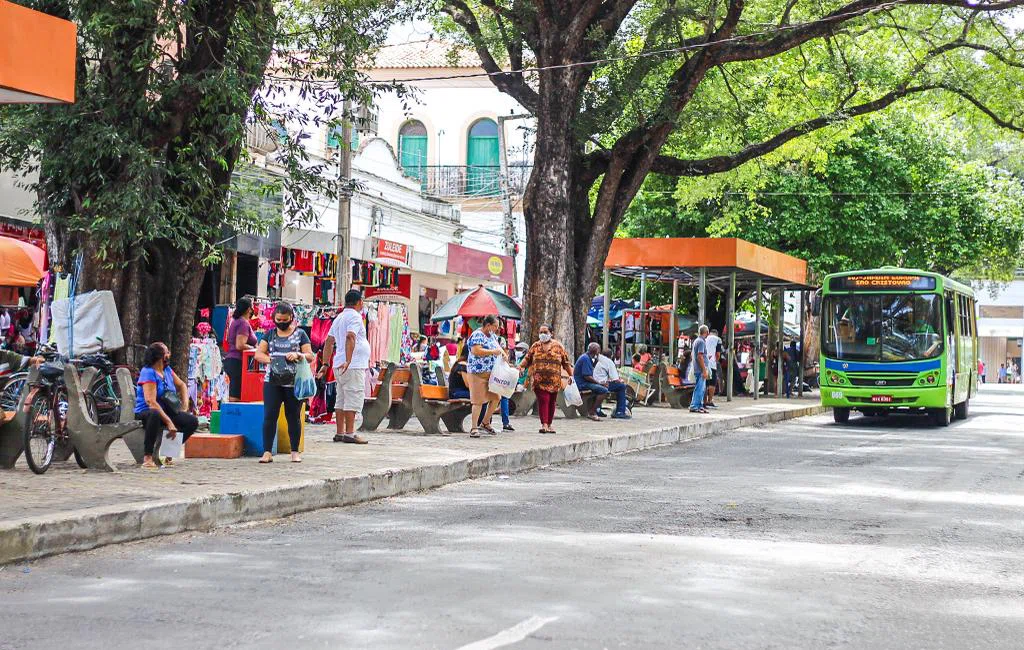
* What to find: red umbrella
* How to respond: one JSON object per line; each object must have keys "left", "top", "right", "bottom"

{"left": 0, "top": 235, "right": 45, "bottom": 286}
{"left": 430, "top": 285, "right": 522, "bottom": 321}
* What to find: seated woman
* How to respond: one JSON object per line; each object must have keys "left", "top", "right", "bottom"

{"left": 134, "top": 342, "right": 198, "bottom": 468}
{"left": 447, "top": 346, "right": 470, "bottom": 400}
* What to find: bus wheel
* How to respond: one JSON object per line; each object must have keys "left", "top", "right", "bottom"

{"left": 954, "top": 399, "right": 969, "bottom": 420}
{"left": 832, "top": 407, "right": 850, "bottom": 424}
{"left": 930, "top": 407, "right": 951, "bottom": 427}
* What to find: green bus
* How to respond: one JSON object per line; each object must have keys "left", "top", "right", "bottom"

{"left": 819, "top": 268, "right": 978, "bottom": 426}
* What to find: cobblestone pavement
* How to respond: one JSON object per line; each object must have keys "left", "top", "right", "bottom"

{"left": 0, "top": 395, "right": 816, "bottom": 523}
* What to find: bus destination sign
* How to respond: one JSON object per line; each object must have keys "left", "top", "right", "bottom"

{"left": 829, "top": 274, "right": 937, "bottom": 291}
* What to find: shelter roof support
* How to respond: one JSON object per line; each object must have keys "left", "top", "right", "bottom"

{"left": 726, "top": 271, "right": 736, "bottom": 402}
{"left": 754, "top": 279, "right": 761, "bottom": 400}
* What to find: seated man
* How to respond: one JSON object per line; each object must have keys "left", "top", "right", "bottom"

{"left": 573, "top": 343, "right": 608, "bottom": 421}
{"left": 594, "top": 349, "right": 630, "bottom": 419}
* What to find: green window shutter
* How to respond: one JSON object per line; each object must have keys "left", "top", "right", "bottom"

{"left": 399, "top": 134, "right": 428, "bottom": 186}
{"left": 467, "top": 119, "right": 500, "bottom": 196}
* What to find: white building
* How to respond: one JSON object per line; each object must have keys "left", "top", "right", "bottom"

{"left": 973, "top": 274, "right": 1024, "bottom": 382}
{"left": 363, "top": 38, "right": 532, "bottom": 289}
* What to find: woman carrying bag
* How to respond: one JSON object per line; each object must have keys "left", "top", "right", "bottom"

{"left": 254, "top": 302, "right": 315, "bottom": 464}
{"left": 466, "top": 315, "right": 504, "bottom": 438}
{"left": 520, "top": 324, "right": 574, "bottom": 434}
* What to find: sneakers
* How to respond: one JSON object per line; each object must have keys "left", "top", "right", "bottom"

{"left": 611, "top": 413, "right": 632, "bottom": 420}
{"left": 705, "top": 402, "right": 718, "bottom": 409}
{"left": 503, "top": 424, "right": 515, "bottom": 432}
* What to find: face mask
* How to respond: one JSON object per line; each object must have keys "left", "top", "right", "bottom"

{"left": 539, "top": 333, "right": 551, "bottom": 343}
{"left": 276, "top": 320, "right": 292, "bottom": 331}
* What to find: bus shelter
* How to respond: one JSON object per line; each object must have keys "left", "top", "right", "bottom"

{"left": 603, "top": 238, "right": 814, "bottom": 402}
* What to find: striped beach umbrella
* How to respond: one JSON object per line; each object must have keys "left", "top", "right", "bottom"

{"left": 0, "top": 235, "right": 45, "bottom": 286}
{"left": 430, "top": 285, "right": 522, "bottom": 322}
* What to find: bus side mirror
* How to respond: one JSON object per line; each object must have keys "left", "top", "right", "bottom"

{"left": 810, "top": 290, "right": 822, "bottom": 317}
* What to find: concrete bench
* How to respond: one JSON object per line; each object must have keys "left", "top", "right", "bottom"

{"left": 408, "top": 364, "right": 473, "bottom": 435}
{"left": 0, "top": 366, "right": 36, "bottom": 469}
{"left": 64, "top": 365, "right": 143, "bottom": 472}
{"left": 559, "top": 384, "right": 600, "bottom": 419}
{"left": 659, "top": 362, "right": 695, "bottom": 409}
{"left": 359, "top": 365, "right": 415, "bottom": 432}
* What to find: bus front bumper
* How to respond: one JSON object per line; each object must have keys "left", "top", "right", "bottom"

{"left": 820, "top": 385, "right": 948, "bottom": 410}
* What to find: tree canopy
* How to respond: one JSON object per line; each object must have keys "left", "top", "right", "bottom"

{"left": 435, "top": 0, "right": 1024, "bottom": 353}
{"left": 621, "top": 109, "right": 1024, "bottom": 285}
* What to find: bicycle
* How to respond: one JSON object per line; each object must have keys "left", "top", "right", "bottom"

{"left": 21, "top": 354, "right": 86, "bottom": 474}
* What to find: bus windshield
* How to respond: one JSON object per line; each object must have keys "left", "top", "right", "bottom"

{"left": 823, "top": 294, "right": 943, "bottom": 362}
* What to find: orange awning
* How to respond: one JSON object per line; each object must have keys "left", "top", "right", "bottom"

{"left": 605, "top": 238, "right": 811, "bottom": 289}
{"left": 0, "top": 0, "right": 76, "bottom": 104}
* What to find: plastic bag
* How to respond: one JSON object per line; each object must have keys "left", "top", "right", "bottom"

{"left": 293, "top": 358, "right": 316, "bottom": 399}
{"left": 159, "top": 429, "right": 183, "bottom": 460}
{"left": 563, "top": 378, "right": 584, "bottom": 407}
{"left": 488, "top": 357, "right": 519, "bottom": 398}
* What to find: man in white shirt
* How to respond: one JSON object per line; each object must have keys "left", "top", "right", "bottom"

{"left": 322, "top": 289, "right": 372, "bottom": 444}
{"left": 594, "top": 349, "right": 631, "bottom": 419}
{"left": 704, "top": 328, "right": 723, "bottom": 408}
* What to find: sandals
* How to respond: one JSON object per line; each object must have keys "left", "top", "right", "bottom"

{"left": 587, "top": 415, "right": 601, "bottom": 422}
{"left": 259, "top": 456, "right": 273, "bottom": 464}
{"left": 470, "top": 429, "right": 482, "bottom": 438}
{"left": 480, "top": 424, "right": 497, "bottom": 435}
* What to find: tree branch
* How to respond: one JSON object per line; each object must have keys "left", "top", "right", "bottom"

{"left": 442, "top": 1, "right": 540, "bottom": 113}
{"left": 647, "top": 85, "right": 940, "bottom": 176}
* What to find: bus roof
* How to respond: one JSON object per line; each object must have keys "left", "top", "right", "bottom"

{"left": 824, "top": 267, "right": 975, "bottom": 297}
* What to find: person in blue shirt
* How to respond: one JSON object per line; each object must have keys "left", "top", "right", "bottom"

{"left": 134, "top": 342, "right": 198, "bottom": 469}
{"left": 689, "top": 326, "right": 710, "bottom": 413}
{"left": 573, "top": 343, "right": 609, "bottom": 421}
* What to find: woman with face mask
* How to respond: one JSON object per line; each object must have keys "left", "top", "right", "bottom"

{"left": 466, "top": 314, "right": 505, "bottom": 438}
{"left": 134, "top": 342, "right": 198, "bottom": 468}
{"left": 254, "top": 302, "right": 315, "bottom": 463}
{"left": 520, "top": 325, "right": 573, "bottom": 434}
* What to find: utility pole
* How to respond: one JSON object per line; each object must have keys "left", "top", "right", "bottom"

{"left": 497, "top": 113, "right": 530, "bottom": 295}
{"left": 335, "top": 99, "right": 353, "bottom": 304}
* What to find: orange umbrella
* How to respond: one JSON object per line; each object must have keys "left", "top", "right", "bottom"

{"left": 0, "top": 235, "right": 46, "bottom": 286}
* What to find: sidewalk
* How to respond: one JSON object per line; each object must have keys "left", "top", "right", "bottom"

{"left": 0, "top": 395, "right": 823, "bottom": 564}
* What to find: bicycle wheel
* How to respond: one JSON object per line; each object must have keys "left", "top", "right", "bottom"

{"left": 0, "top": 372, "right": 27, "bottom": 412}
{"left": 22, "top": 391, "right": 56, "bottom": 474}
{"left": 89, "top": 373, "right": 122, "bottom": 424}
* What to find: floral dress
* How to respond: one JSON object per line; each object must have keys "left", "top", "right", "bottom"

{"left": 522, "top": 340, "right": 572, "bottom": 393}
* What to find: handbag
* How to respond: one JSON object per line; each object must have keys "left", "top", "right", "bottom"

{"left": 269, "top": 355, "right": 297, "bottom": 386}
{"left": 158, "top": 372, "right": 182, "bottom": 413}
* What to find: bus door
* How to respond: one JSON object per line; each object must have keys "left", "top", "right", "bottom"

{"left": 945, "top": 293, "right": 957, "bottom": 386}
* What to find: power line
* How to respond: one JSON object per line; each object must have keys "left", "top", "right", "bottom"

{"left": 269, "top": 0, "right": 929, "bottom": 87}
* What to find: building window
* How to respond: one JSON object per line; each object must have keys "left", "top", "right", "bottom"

{"left": 327, "top": 123, "right": 359, "bottom": 151}
{"left": 466, "top": 118, "right": 500, "bottom": 196}
{"left": 398, "top": 120, "right": 428, "bottom": 187}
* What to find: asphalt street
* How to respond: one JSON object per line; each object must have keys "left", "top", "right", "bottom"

{"left": 2, "top": 387, "right": 1022, "bottom": 649}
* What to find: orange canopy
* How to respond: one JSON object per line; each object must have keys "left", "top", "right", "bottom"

{"left": 605, "top": 237, "right": 810, "bottom": 289}
{"left": 0, "top": 0, "right": 76, "bottom": 104}
{"left": 0, "top": 235, "right": 46, "bottom": 286}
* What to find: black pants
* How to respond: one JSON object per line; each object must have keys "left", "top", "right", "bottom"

{"left": 223, "top": 357, "right": 243, "bottom": 399}
{"left": 135, "top": 409, "right": 199, "bottom": 456}
{"left": 263, "top": 382, "right": 301, "bottom": 454}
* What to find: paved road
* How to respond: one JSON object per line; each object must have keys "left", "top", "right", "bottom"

{"left": 2, "top": 388, "right": 1022, "bottom": 649}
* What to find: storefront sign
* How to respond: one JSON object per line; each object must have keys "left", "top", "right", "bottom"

{"left": 446, "top": 243, "right": 514, "bottom": 284}
{"left": 0, "top": 220, "right": 46, "bottom": 250}
{"left": 363, "top": 273, "right": 411, "bottom": 299}
{"left": 372, "top": 238, "right": 412, "bottom": 268}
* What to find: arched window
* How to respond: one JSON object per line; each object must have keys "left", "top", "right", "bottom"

{"left": 466, "top": 118, "right": 500, "bottom": 195}
{"left": 398, "top": 120, "right": 428, "bottom": 185}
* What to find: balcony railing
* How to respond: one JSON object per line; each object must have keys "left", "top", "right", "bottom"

{"left": 401, "top": 164, "right": 533, "bottom": 198}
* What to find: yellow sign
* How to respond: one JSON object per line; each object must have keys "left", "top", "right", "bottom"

{"left": 487, "top": 256, "right": 504, "bottom": 276}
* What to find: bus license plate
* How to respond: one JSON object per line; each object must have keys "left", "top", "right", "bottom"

{"left": 871, "top": 395, "right": 893, "bottom": 403}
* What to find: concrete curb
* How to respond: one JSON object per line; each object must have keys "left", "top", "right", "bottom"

{"left": 0, "top": 404, "right": 825, "bottom": 565}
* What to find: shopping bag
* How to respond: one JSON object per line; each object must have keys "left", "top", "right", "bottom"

{"left": 685, "top": 360, "right": 695, "bottom": 384}
{"left": 488, "top": 357, "right": 519, "bottom": 399}
{"left": 563, "top": 378, "right": 584, "bottom": 407}
{"left": 293, "top": 359, "right": 317, "bottom": 400}
{"left": 160, "top": 429, "right": 184, "bottom": 460}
